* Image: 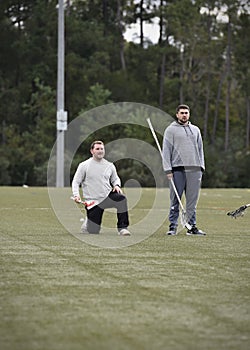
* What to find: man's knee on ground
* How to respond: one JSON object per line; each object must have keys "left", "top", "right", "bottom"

{"left": 87, "top": 221, "right": 101, "bottom": 234}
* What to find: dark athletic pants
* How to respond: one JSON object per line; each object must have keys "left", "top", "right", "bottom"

{"left": 169, "top": 169, "right": 202, "bottom": 227}
{"left": 86, "top": 191, "right": 129, "bottom": 234}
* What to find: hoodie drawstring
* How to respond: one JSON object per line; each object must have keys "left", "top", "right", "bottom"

{"left": 183, "top": 125, "right": 194, "bottom": 137}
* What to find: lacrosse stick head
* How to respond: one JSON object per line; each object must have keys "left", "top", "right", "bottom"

{"left": 180, "top": 211, "right": 187, "bottom": 227}
{"left": 227, "top": 204, "right": 250, "bottom": 219}
{"left": 179, "top": 211, "right": 192, "bottom": 230}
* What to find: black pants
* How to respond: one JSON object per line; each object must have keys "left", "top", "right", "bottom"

{"left": 86, "top": 191, "right": 129, "bottom": 234}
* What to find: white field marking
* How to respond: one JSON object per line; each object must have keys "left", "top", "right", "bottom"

{"left": 205, "top": 206, "right": 228, "bottom": 211}
{"left": 0, "top": 207, "right": 51, "bottom": 210}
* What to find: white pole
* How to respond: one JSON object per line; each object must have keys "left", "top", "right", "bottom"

{"left": 56, "top": 0, "right": 66, "bottom": 187}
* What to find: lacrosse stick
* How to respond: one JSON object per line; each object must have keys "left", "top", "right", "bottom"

{"left": 70, "top": 196, "right": 95, "bottom": 208}
{"left": 146, "top": 118, "right": 192, "bottom": 230}
{"left": 227, "top": 204, "right": 250, "bottom": 219}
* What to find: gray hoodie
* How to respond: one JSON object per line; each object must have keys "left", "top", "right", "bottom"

{"left": 72, "top": 157, "right": 121, "bottom": 208}
{"left": 162, "top": 121, "right": 205, "bottom": 173}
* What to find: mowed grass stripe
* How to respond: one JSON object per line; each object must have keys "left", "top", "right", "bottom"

{"left": 0, "top": 187, "right": 249, "bottom": 350}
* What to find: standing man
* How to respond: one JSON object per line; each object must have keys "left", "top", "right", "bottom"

{"left": 162, "top": 104, "right": 206, "bottom": 236}
{"left": 72, "top": 140, "right": 131, "bottom": 236}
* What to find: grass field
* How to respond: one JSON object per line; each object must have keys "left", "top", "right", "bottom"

{"left": 0, "top": 187, "right": 250, "bottom": 350}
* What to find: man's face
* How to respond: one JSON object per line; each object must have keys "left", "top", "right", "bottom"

{"left": 176, "top": 108, "right": 190, "bottom": 124}
{"left": 91, "top": 143, "right": 105, "bottom": 160}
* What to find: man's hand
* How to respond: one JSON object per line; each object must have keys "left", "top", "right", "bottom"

{"left": 73, "top": 196, "right": 82, "bottom": 203}
{"left": 112, "top": 185, "right": 123, "bottom": 194}
{"left": 167, "top": 173, "right": 173, "bottom": 180}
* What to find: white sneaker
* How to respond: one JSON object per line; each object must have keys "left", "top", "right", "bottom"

{"left": 118, "top": 228, "right": 131, "bottom": 236}
{"left": 80, "top": 218, "right": 88, "bottom": 234}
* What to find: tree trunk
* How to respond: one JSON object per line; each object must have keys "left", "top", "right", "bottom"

{"left": 102, "top": 0, "right": 108, "bottom": 36}
{"left": 116, "top": 0, "right": 126, "bottom": 71}
{"left": 212, "top": 68, "right": 227, "bottom": 144}
{"left": 139, "top": 0, "right": 144, "bottom": 47}
{"left": 203, "top": 80, "right": 210, "bottom": 140}
{"left": 246, "top": 96, "right": 250, "bottom": 148}
{"left": 179, "top": 45, "right": 184, "bottom": 104}
{"left": 159, "top": 47, "right": 166, "bottom": 108}
{"left": 158, "top": 0, "right": 164, "bottom": 45}
{"left": 225, "top": 21, "right": 232, "bottom": 152}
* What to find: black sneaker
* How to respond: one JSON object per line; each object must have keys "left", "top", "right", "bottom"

{"left": 167, "top": 225, "right": 177, "bottom": 235}
{"left": 186, "top": 225, "right": 206, "bottom": 236}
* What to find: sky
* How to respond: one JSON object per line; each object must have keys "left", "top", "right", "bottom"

{"left": 123, "top": 4, "right": 237, "bottom": 45}
{"left": 124, "top": 19, "right": 160, "bottom": 44}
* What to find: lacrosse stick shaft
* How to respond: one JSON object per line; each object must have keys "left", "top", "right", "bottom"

{"left": 146, "top": 118, "right": 162, "bottom": 155}
{"left": 70, "top": 196, "right": 95, "bottom": 208}
{"left": 170, "top": 178, "right": 185, "bottom": 212}
{"left": 169, "top": 178, "right": 192, "bottom": 229}
{"left": 170, "top": 179, "right": 192, "bottom": 230}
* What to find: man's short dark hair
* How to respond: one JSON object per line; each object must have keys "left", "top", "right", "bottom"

{"left": 90, "top": 140, "right": 104, "bottom": 150}
{"left": 176, "top": 104, "right": 190, "bottom": 113}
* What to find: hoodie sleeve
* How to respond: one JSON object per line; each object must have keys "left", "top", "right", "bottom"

{"left": 110, "top": 164, "right": 121, "bottom": 187}
{"left": 162, "top": 127, "right": 173, "bottom": 173}
{"left": 197, "top": 130, "right": 205, "bottom": 171}
{"left": 72, "top": 162, "right": 86, "bottom": 197}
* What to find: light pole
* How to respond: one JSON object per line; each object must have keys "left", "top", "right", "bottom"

{"left": 56, "top": 0, "right": 67, "bottom": 187}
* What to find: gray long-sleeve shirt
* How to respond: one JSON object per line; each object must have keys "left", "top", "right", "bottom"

{"left": 162, "top": 121, "right": 205, "bottom": 173}
{"left": 72, "top": 157, "right": 121, "bottom": 208}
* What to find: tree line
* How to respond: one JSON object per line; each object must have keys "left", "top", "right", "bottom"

{"left": 0, "top": 0, "right": 249, "bottom": 187}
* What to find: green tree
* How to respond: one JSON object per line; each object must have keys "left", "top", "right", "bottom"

{"left": 0, "top": 0, "right": 249, "bottom": 187}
